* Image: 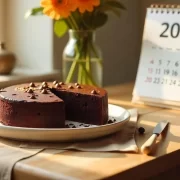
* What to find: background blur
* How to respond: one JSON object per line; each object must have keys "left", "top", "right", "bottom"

{"left": 0, "top": 0, "right": 179, "bottom": 86}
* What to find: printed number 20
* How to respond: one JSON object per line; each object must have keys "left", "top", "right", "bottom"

{"left": 160, "top": 23, "right": 180, "bottom": 38}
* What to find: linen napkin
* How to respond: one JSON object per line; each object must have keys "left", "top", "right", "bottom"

{"left": 20, "top": 109, "right": 139, "bottom": 152}
{"left": 0, "top": 146, "right": 43, "bottom": 180}
{"left": 0, "top": 108, "right": 138, "bottom": 180}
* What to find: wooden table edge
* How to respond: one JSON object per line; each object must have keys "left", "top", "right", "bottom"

{"left": 102, "top": 150, "right": 180, "bottom": 179}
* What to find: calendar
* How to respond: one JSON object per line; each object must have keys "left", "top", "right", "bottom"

{"left": 132, "top": 4, "right": 180, "bottom": 109}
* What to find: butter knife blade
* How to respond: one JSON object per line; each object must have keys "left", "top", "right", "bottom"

{"left": 153, "top": 120, "right": 169, "bottom": 135}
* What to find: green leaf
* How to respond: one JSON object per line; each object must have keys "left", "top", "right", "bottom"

{"left": 54, "top": 20, "right": 68, "bottom": 37}
{"left": 82, "top": 12, "right": 93, "bottom": 29}
{"left": 109, "top": 7, "right": 121, "bottom": 17}
{"left": 92, "top": 12, "right": 108, "bottom": 29}
{"left": 100, "top": 6, "right": 121, "bottom": 17}
{"left": 25, "top": 7, "right": 43, "bottom": 19}
{"left": 104, "top": 0, "right": 126, "bottom": 10}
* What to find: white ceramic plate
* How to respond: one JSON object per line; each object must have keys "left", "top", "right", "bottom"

{"left": 0, "top": 104, "right": 130, "bottom": 142}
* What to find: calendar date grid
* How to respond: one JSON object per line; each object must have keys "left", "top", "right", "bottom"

{"left": 146, "top": 58, "right": 179, "bottom": 76}
{"left": 144, "top": 58, "right": 180, "bottom": 86}
{"left": 145, "top": 77, "right": 180, "bottom": 86}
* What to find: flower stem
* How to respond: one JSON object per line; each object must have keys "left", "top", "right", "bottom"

{"left": 78, "top": 62, "right": 83, "bottom": 83}
{"left": 80, "top": 64, "right": 97, "bottom": 86}
{"left": 65, "top": 46, "right": 80, "bottom": 83}
{"left": 69, "top": 15, "right": 78, "bottom": 30}
{"left": 65, "top": 30, "right": 100, "bottom": 86}
{"left": 86, "top": 45, "right": 91, "bottom": 72}
{"left": 82, "top": 68, "right": 86, "bottom": 84}
{"left": 85, "top": 45, "right": 91, "bottom": 84}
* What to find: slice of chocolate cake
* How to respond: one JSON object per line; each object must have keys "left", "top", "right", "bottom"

{"left": 0, "top": 83, "right": 65, "bottom": 128}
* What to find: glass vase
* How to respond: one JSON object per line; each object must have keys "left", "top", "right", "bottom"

{"left": 62, "top": 30, "right": 103, "bottom": 87}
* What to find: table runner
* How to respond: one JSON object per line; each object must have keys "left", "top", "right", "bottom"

{"left": 0, "top": 109, "right": 138, "bottom": 180}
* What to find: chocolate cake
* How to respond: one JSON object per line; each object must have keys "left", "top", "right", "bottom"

{"left": 0, "top": 82, "right": 108, "bottom": 128}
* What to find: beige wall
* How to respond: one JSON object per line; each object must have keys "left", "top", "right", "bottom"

{"left": 97, "top": 0, "right": 141, "bottom": 86}
{"left": 0, "top": 0, "right": 5, "bottom": 41}
{"left": 5, "top": 0, "right": 54, "bottom": 71}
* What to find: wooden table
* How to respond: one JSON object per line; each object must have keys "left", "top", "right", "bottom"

{"left": 13, "top": 83, "right": 180, "bottom": 180}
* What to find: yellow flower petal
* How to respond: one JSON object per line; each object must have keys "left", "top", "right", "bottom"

{"left": 76, "top": 0, "right": 100, "bottom": 13}
{"left": 54, "top": 14, "right": 61, "bottom": 20}
{"left": 41, "top": 0, "right": 51, "bottom": 7}
{"left": 40, "top": 0, "right": 77, "bottom": 19}
{"left": 93, "top": 0, "right": 100, "bottom": 6}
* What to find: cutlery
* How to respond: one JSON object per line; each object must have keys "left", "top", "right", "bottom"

{"left": 141, "top": 120, "right": 169, "bottom": 155}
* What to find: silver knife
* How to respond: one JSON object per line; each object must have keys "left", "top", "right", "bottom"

{"left": 141, "top": 120, "right": 169, "bottom": 155}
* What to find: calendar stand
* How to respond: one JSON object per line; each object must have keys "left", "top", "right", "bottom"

{"left": 132, "top": 4, "right": 180, "bottom": 109}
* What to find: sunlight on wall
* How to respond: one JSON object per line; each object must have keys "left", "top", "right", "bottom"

{"left": 0, "top": 0, "right": 5, "bottom": 41}
{"left": 5, "top": 0, "right": 54, "bottom": 71}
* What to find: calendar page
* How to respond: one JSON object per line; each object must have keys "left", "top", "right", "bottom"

{"left": 133, "top": 6, "right": 180, "bottom": 105}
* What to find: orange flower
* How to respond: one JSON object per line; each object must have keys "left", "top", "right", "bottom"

{"left": 41, "top": 0, "right": 77, "bottom": 20}
{"left": 76, "top": 0, "right": 100, "bottom": 13}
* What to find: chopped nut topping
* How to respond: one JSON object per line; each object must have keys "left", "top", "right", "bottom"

{"left": 43, "top": 84, "right": 48, "bottom": 88}
{"left": 39, "top": 86, "right": 44, "bottom": 90}
{"left": 30, "top": 95, "right": 36, "bottom": 99}
{"left": 53, "top": 81, "right": 58, "bottom": 85}
{"left": 41, "top": 89, "right": 48, "bottom": 94}
{"left": 75, "top": 83, "right": 79, "bottom": 86}
{"left": 27, "top": 89, "right": 34, "bottom": 93}
{"left": 76, "top": 85, "right": 82, "bottom": 89}
{"left": 107, "top": 119, "right": 114, "bottom": 124}
{"left": 91, "top": 90, "right": 97, "bottom": 94}
{"left": 29, "top": 82, "right": 35, "bottom": 87}
{"left": 68, "top": 85, "right": 74, "bottom": 89}
{"left": 55, "top": 83, "right": 61, "bottom": 88}
{"left": 59, "top": 82, "right": 65, "bottom": 85}
{"left": 42, "top": 82, "right": 48, "bottom": 86}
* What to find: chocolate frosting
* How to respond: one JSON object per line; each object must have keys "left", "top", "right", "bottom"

{"left": 0, "top": 83, "right": 62, "bottom": 103}
{"left": 0, "top": 82, "right": 108, "bottom": 128}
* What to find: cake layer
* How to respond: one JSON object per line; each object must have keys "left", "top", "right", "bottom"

{"left": 51, "top": 83, "right": 108, "bottom": 125}
{"left": 0, "top": 83, "right": 65, "bottom": 128}
{"left": 0, "top": 100, "right": 65, "bottom": 128}
{"left": 0, "top": 82, "right": 108, "bottom": 128}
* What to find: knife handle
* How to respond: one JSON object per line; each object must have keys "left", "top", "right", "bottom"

{"left": 141, "top": 134, "right": 158, "bottom": 154}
